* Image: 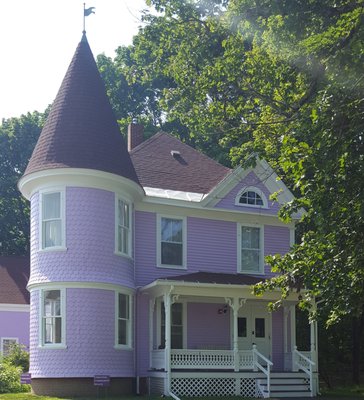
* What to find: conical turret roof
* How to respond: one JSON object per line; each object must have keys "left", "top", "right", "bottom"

{"left": 24, "top": 34, "right": 139, "bottom": 184}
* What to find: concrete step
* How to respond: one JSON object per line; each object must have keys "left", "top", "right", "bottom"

{"left": 260, "top": 378, "right": 307, "bottom": 384}
{"left": 264, "top": 390, "right": 311, "bottom": 397}
{"left": 261, "top": 384, "right": 309, "bottom": 391}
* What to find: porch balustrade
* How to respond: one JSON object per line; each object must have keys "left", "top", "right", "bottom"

{"left": 151, "top": 349, "right": 256, "bottom": 370}
{"left": 293, "top": 346, "right": 315, "bottom": 397}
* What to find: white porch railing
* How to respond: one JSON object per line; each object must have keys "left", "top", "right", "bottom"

{"left": 171, "top": 349, "right": 235, "bottom": 369}
{"left": 293, "top": 346, "right": 315, "bottom": 396}
{"left": 253, "top": 345, "right": 272, "bottom": 398}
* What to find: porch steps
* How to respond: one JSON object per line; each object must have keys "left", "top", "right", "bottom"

{"left": 258, "top": 372, "right": 311, "bottom": 398}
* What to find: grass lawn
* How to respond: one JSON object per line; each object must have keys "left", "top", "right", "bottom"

{"left": 321, "top": 384, "right": 364, "bottom": 398}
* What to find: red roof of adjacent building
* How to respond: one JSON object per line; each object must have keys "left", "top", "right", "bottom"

{"left": 0, "top": 256, "right": 30, "bottom": 305}
{"left": 130, "top": 132, "right": 231, "bottom": 194}
{"left": 24, "top": 34, "right": 139, "bottom": 185}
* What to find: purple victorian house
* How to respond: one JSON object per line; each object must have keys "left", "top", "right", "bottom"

{"left": 18, "top": 34, "right": 319, "bottom": 398}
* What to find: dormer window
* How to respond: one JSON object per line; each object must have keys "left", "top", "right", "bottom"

{"left": 235, "top": 187, "right": 268, "bottom": 208}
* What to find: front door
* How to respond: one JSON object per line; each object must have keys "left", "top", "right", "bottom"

{"left": 237, "top": 304, "right": 271, "bottom": 360}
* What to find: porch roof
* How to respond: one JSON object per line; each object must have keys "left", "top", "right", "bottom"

{"left": 156, "top": 271, "right": 264, "bottom": 286}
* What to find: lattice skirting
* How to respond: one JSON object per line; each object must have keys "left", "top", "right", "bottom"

{"left": 171, "top": 377, "right": 263, "bottom": 398}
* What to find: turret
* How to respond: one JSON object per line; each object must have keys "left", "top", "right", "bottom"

{"left": 18, "top": 34, "right": 143, "bottom": 397}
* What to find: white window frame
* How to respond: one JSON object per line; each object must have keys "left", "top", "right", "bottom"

{"left": 39, "top": 288, "right": 66, "bottom": 349}
{"left": 156, "top": 299, "right": 187, "bottom": 349}
{"left": 115, "top": 195, "right": 132, "bottom": 257}
{"left": 39, "top": 188, "right": 66, "bottom": 251}
{"left": 235, "top": 186, "right": 268, "bottom": 209}
{"left": 157, "top": 215, "right": 187, "bottom": 269}
{"left": 1, "top": 337, "right": 18, "bottom": 357}
{"left": 237, "top": 223, "right": 264, "bottom": 274}
{"left": 115, "top": 292, "right": 133, "bottom": 349}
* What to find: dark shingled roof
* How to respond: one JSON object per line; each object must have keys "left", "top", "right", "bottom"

{"left": 130, "top": 132, "right": 231, "bottom": 194}
{"left": 24, "top": 34, "right": 139, "bottom": 185}
{"left": 0, "top": 256, "right": 30, "bottom": 305}
{"left": 157, "top": 271, "right": 264, "bottom": 286}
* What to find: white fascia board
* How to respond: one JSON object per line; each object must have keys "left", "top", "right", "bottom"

{"left": 18, "top": 168, "right": 145, "bottom": 201}
{"left": 143, "top": 187, "right": 204, "bottom": 202}
{"left": 27, "top": 281, "right": 135, "bottom": 294}
{"left": 0, "top": 304, "right": 30, "bottom": 312}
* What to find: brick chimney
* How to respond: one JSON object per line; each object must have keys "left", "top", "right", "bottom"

{"left": 127, "top": 121, "right": 144, "bottom": 152}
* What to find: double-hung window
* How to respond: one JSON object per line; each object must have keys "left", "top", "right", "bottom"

{"left": 160, "top": 302, "right": 184, "bottom": 349}
{"left": 41, "top": 289, "right": 65, "bottom": 347}
{"left": 116, "top": 197, "right": 131, "bottom": 256}
{"left": 116, "top": 293, "right": 132, "bottom": 348}
{"left": 41, "top": 190, "right": 65, "bottom": 250}
{"left": 158, "top": 216, "right": 186, "bottom": 268}
{"left": 238, "top": 224, "right": 264, "bottom": 274}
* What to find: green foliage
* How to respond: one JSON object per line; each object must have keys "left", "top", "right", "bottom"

{"left": 0, "top": 111, "right": 46, "bottom": 255}
{"left": 0, "top": 363, "right": 29, "bottom": 394}
{"left": 3, "top": 343, "right": 29, "bottom": 372}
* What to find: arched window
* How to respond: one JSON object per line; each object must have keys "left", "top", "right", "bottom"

{"left": 235, "top": 187, "right": 268, "bottom": 208}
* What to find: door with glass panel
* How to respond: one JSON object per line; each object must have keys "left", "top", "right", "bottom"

{"left": 237, "top": 305, "right": 271, "bottom": 361}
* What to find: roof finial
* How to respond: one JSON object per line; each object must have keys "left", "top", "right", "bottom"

{"left": 83, "top": 3, "right": 95, "bottom": 35}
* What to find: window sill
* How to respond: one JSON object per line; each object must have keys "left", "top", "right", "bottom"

{"left": 114, "top": 345, "right": 133, "bottom": 351}
{"left": 157, "top": 264, "right": 187, "bottom": 270}
{"left": 238, "top": 270, "right": 265, "bottom": 275}
{"left": 38, "top": 246, "right": 67, "bottom": 253}
{"left": 114, "top": 251, "right": 133, "bottom": 260}
{"left": 38, "top": 344, "right": 67, "bottom": 350}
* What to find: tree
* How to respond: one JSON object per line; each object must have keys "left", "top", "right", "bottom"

{"left": 0, "top": 112, "right": 46, "bottom": 255}
{"left": 125, "top": 0, "right": 364, "bottom": 381}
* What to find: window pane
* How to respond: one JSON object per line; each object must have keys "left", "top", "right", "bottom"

{"left": 55, "top": 317, "right": 62, "bottom": 343}
{"left": 43, "top": 193, "right": 60, "bottom": 219}
{"left": 118, "top": 319, "right": 127, "bottom": 345}
{"left": 171, "top": 326, "right": 183, "bottom": 349}
{"left": 241, "top": 249, "right": 260, "bottom": 272}
{"left": 238, "top": 317, "right": 247, "bottom": 337}
{"left": 255, "top": 318, "right": 265, "bottom": 338}
{"left": 242, "top": 227, "right": 260, "bottom": 249}
{"left": 118, "top": 294, "right": 129, "bottom": 319}
{"left": 172, "top": 303, "right": 182, "bottom": 325}
{"left": 44, "top": 290, "right": 61, "bottom": 316}
{"left": 44, "top": 220, "right": 62, "bottom": 247}
{"left": 161, "top": 242, "right": 183, "bottom": 265}
{"left": 161, "top": 218, "right": 182, "bottom": 243}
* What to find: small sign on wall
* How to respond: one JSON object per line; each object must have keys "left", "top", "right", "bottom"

{"left": 20, "top": 373, "right": 31, "bottom": 384}
{"left": 94, "top": 375, "right": 110, "bottom": 387}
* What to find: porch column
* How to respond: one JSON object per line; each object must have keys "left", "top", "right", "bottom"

{"left": 226, "top": 297, "right": 246, "bottom": 372}
{"left": 310, "top": 303, "right": 318, "bottom": 373}
{"left": 290, "top": 305, "right": 298, "bottom": 371}
{"left": 149, "top": 298, "right": 155, "bottom": 369}
{"left": 283, "top": 306, "right": 290, "bottom": 370}
{"left": 163, "top": 292, "right": 172, "bottom": 395}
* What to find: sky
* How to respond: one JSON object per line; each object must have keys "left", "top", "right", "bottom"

{"left": 0, "top": 0, "right": 149, "bottom": 121}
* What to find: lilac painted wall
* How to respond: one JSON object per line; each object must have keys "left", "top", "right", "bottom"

{"left": 0, "top": 311, "right": 29, "bottom": 350}
{"left": 215, "top": 171, "right": 281, "bottom": 215}
{"left": 134, "top": 211, "right": 291, "bottom": 286}
{"left": 29, "top": 288, "right": 134, "bottom": 378}
{"left": 136, "top": 293, "right": 150, "bottom": 376}
{"left": 272, "top": 308, "right": 284, "bottom": 370}
{"left": 187, "top": 303, "right": 230, "bottom": 350}
{"left": 29, "top": 188, "right": 134, "bottom": 288}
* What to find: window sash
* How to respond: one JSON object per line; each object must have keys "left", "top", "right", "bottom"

{"left": 42, "top": 290, "right": 63, "bottom": 346}
{"left": 240, "top": 226, "right": 261, "bottom": 272}
{"left": 160, "top": 218, "right": 184, "bottom": 266}
{"left": 41, "top": 192, "right": 63, "bottom": 249}
{"left": 160, "top": 302, "right": 183, "bottom": 349}
{"left": 117, "top": 199, "right": 130, "bottom": 255}
{"left": 117, "top": 293, "right": 130, "bottom": 346}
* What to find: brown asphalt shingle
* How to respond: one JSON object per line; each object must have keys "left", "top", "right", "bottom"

{"left": 130, "top": 132, "right": 231, "bottom": 194}
{"left": 0, "top": 256, "right": 30, "bottom": 305}
{"left": 24, "top": 34, "right": 139, "bottom": 185}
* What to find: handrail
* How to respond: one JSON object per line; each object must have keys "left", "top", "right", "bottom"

{"left": 294, "top": 346, "right": 315, "bottom": 396}
{"left": 252, "top": 345, "right": 272, "bottom": 397}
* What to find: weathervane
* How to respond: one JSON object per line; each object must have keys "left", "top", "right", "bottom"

{"left": 83, "top": 3, "right": 95, "bottom": 34}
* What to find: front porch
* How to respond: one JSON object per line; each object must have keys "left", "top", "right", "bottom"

{"left": 141, "top": 272, "right": 318, "bottom": 398}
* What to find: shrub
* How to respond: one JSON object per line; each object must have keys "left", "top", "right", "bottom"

{"left": 0, "top": 362, "right": 29, "bottom": 393}
{"left": 3, "top": 343, "right": 29, "bottom": 372}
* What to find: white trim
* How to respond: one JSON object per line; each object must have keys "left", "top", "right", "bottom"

{"left": 290, "top": 228, "right": 295, "bottom": 247}
{"left": 28, "top": 281, "right": 135, "bottom": 294}
{"left": 157, "top": 214, "right": 187, "bottom": 269}
{"left": 39, "top": 188, "right": 66, "bottom": 251}
{"left": 1, "top": 337, "right": 19, "bottom": 356}
{"left": 39, "top": 288, "right": 66, "bottom": 349}
{"left": 115, "top": 291, "right": 133, "bottom": 350}
{"left": 237, "top": 223, "right": 265, "bottom": 275}
{"left": 18, "top": 168, "right": 144, "bottom": 201}
{"left": 144, "top": 187, "right": 204, "bottom": 202}
{"left": 234, "top": 186, "right": 268, "bottom": 209}
{"left": 115, "top": 194, "right": 132, "bottom": 257}
{"left": 0, "top": 304, "right": 29, "bottom": 312}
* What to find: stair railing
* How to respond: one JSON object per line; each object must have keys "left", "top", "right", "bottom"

{"left": 293, "top": 346, "right": 315, "bottom": 396}
{"left": 252, "top": 345, "right": 273, "bottom": 397}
